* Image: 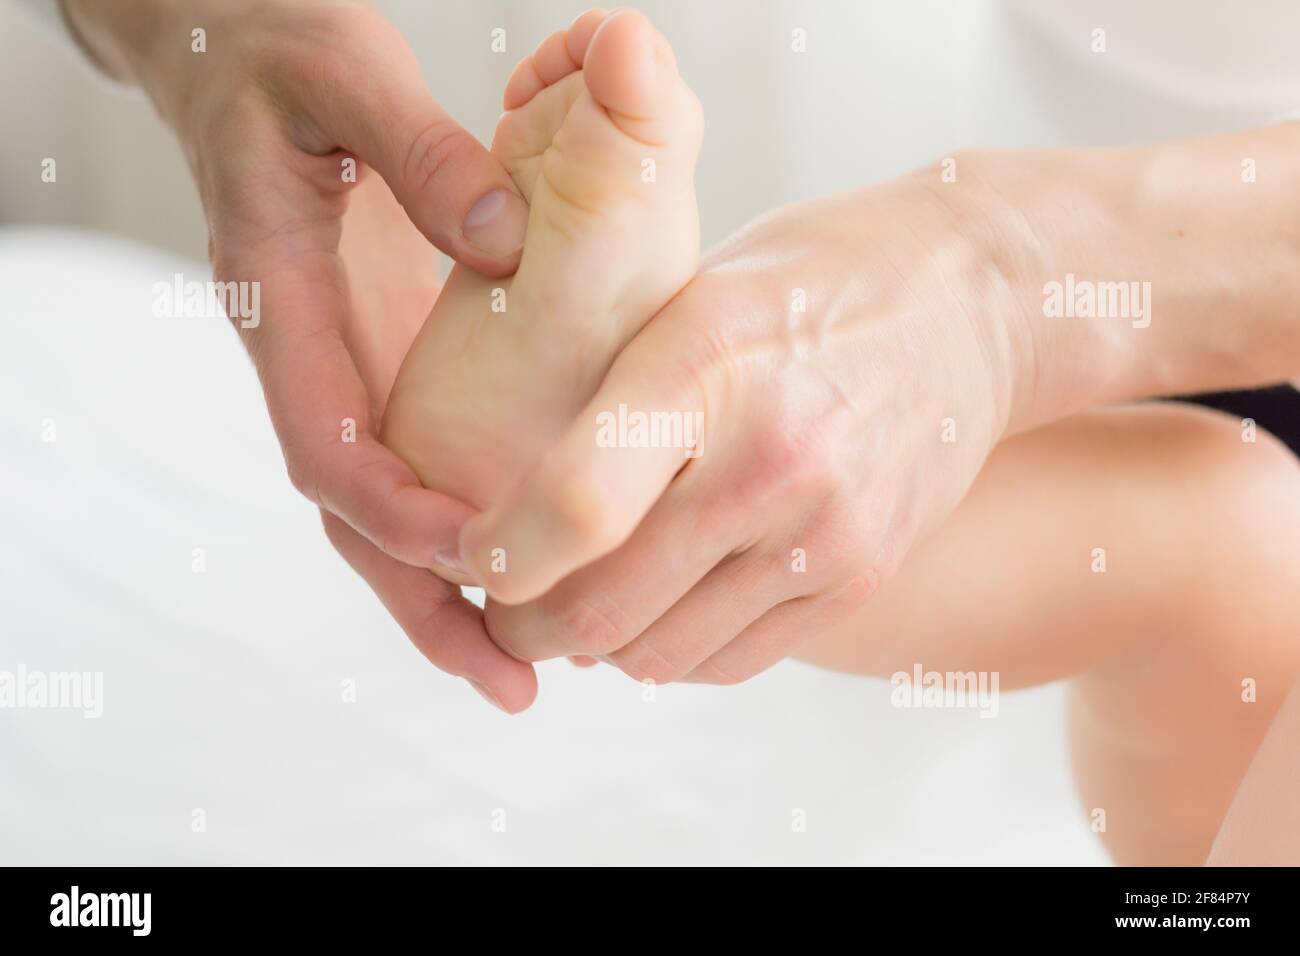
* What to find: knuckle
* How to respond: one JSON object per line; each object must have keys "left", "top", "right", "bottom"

{"left": 675, "top": 333, "right": 728, "bottom": 414}
{"left": 283, "top": 445, "right": 320, "bottom": 501}
{"left": 823, "top": 539, "right": 894, "bottom": 608}
{"left": 541, "top": 469, "right": 623, "bottom": 552}
{"left": 734, "top": 417, "right": 834, "bottom": 508}
{"left": 782, "top": 427, "right": 839, "bottom": 492}
{"left": 804, "top": 504, "right": 899, "bottom": 596}
{"left": 758, "top": 541, "right": 808, "bottom": 585}
{"left": 618, "top": 650, "right": 681, "bottom": 686}
{"left": 617, "top": 642, "right": 687, "bottom": 686}
{"left": 630, "top": 277, "right": 734, "bottom": 399}
{"left": 666, "top": 287, "right": 736, "bottom": 386}
{"left": 483, "top": 607, "right": 537, "bottom": 664}
{"left": 402, "top": 120, "right": 481, "bottom": 198}
{"left": 691, "top": 656, "right": 745, "bottom": 686}
{"left": 346, "top": 461, "right": 406, "bottom": 556}
{"left": 553, "top": 595, "right": 628, "bottom": 657}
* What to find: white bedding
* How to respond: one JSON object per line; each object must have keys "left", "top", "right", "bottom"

{"left": 0, "top": 228, "right": 1107, "bottom": 865}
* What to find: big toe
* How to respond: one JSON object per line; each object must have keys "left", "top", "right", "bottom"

{"left": 582, "top": 9, "right": 680, "bottom": 138}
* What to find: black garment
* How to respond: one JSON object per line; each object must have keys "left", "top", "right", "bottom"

{"left": 1182, "top": 385, "right": 1300, "bottom": 457}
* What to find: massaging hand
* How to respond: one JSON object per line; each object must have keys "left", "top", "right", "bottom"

{"left": 461, "top": 171, "right": 1035, "bottom": 683}
{"left": 468, "top": 125, "right": 1300, "bottom": 685}
{"left": 64, "top": 0, "right": 538, "bottom": 708}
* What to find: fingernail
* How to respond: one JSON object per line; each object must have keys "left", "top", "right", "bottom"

{"left": 433, "top": 549, "right": 468, "bottom": 577}
{"left": 469, "top": 679, "right": 507, "bottom": 712}
{"left": 462, "top": 188, "right": 528, "bottom": 258}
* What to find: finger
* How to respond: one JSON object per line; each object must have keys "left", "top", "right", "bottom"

{"left": 568, "top": 656, "right": 600, "bottom": 668}
{"left": 224, "top": 240, "right": 474, "bottom": 568}
{"left": 322, "top": 512, "right": 537, "bottom": 713}
{"left": 681, "top": 581, "right": 875, "bottom": 686}
{"left": 606, "top": 550, "right": 792, "bottom": 684}
{"left": 282, "top": 12, "right": 529, "bottom": 275}
{"left": 483, "top": 470, "right": 741, "bottom": 662}
{"left": 306, "top": 430, "right": 478, "bottom": 572}
{"left": 460, "top": 325, "right": 710, "bottom": 604}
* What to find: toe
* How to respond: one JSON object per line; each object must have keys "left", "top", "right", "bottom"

{"left": 503, "top": 54, "right": 546, "bottom": 111}
{"left": 582, "top": 10, "right": 679, "bottom": 137}
{"left": 564, "top": 8, "right": 610, "bottom": 63}
{"left": 503, "top": 14, "right": 605, "bottom": 112}
{"left": 533, "top": 29, "right": 581, "bottom": 85}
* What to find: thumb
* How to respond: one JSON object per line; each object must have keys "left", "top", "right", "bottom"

{"left": 459, "top": 324, "right": 709, "bottom": 604}
{"left": 284, "top": 17, "right": 528, "bottom": 276}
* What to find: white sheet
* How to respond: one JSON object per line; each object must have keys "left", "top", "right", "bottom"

{"left": 0, "top": 228, "right": 1107, "bottom": 865}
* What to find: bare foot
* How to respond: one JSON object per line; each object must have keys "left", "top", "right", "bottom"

{"left": 382, "top": 8, "right": 703, "bottom": 580}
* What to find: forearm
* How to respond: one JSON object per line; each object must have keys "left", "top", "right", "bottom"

{"left": 968, "top": 124, "right": 1300, "bottom": 434}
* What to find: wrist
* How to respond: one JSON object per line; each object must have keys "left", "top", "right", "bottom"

{"left": 965, "top": 128, "right": 1300, "bottom": 435}
{"left": 950, "top": 148, "right": 1137, "bottom": 437}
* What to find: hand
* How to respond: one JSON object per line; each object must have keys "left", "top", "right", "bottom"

{"left": 466, "top": 129, "right": 1300, "bottom": 686}
{"left": 65, "top": 0, "right": 537, "bottom": 709}
{"left": 460, "top": 166, "right": 1036, "bottom": 684}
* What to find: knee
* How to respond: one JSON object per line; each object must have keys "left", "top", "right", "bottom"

{"left": 1159, "top": 402, "right": 1300, "bottom": 647}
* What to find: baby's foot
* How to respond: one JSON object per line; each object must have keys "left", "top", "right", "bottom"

{"left": 382, "top": 9, "right": 702, "bottom": 575}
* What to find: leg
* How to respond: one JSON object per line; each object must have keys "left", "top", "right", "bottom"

{"left": 1208, "top": 674, "right": 1300, "bottom": 864}
{"left": 797, "top": 402, "right": 1300, "bottom": 864}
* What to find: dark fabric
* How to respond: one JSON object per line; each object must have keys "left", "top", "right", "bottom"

{"left": 1179, "top": 385, "right": 1300, "bottom": 457}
